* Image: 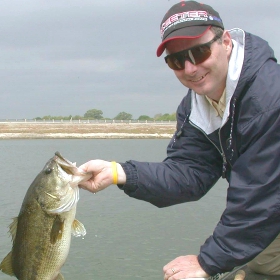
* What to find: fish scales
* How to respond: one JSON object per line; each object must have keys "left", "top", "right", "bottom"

{"left": 0, "top": 152, "right": 91, "bottom": 280}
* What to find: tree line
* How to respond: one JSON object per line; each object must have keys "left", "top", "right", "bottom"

{"left": 35, "top": 109, "right": 176, "bottom": 121}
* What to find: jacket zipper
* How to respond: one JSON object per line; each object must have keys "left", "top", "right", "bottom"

{"left": 189, "top": 120, "right": 229, "bottom": 178}
{"left": 218, "top": 125, "right": 232, "bottom": 178}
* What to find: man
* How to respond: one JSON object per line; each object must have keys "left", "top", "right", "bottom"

{"left": 79, "top": 1, "right": 280, "bottom": 279}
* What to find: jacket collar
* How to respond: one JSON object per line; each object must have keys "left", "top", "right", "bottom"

{"left": 189, "top": 28, "right": 245, "bottom": 135}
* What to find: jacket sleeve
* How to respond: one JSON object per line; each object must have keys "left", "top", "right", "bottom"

{"left": 198, "top": 105, "right": 280, "bottom": 275}
{"left": 119, "top": 94, "right": 223, "bottom": 208}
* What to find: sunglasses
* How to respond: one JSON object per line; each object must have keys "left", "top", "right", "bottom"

{"left": 164, "top": 34, "right": 222, "bottom": 70}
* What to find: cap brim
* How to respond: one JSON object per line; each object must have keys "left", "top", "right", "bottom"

{"left": 156, "top": 26, "right": 211, "bottom": 57}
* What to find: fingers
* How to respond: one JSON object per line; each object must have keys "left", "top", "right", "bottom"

{"left": 78, "top": 162, "right": 89, "bottom": 172}
{"left": 163, "top": 267, "right": 193, "bottom": 280}
{"left": 163, "top": 267, "right": 178, "bottom": 280}
{"left": 163, "top": 258, "right": 180, "bottom": 277}
{"left": 164, "top": 265, "right": 184, "bottom": 280}
{"left": 78, "top": 160, "right": 102, "bottom": 173}
{"left": 163, "top": 255, "right": 209, "bottom": 280}
{"left": 78, "top": 180, "right": 96, "bottom": 193}
{"left": 78, "top": 160, "right": 126, "bottom": 193}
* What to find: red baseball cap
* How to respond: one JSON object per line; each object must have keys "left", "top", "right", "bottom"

{"left": 157, "top": 1, "right": 224, "bottom": 57}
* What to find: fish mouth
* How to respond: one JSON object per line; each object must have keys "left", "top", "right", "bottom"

{"left": 55, "top": 152, "right": 92, "bottom": 186}
{"left": 45, "top": 152, "right": 92, "bottom": 214}
{"left": 39, "top": 152, "right": 92, "bottom": 214}
{"left": 55, "top": 151, "right": 77, "bottom": 175}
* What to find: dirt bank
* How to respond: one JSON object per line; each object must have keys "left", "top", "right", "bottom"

{"left": 0, "top": 122, "right": 176, "bottom": 139}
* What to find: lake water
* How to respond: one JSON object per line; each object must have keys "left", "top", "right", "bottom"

{"left": 0, "top": 139, "right": 228, "bottom": 279}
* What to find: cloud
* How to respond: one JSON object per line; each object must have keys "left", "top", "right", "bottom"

{"left": 0, "top": 0, "right": 279, "bottom": 119}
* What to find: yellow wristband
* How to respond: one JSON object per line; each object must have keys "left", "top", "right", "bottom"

{"left": 111, "top": 161, "right": 118, "bottom": 185}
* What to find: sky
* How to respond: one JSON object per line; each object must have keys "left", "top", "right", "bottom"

{"left": 0, "top": 0, "right": 279, "bottom": 120}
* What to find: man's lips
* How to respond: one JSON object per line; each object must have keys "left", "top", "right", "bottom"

{"left": 189, "top": 73, "right": 208, "bottom": 82}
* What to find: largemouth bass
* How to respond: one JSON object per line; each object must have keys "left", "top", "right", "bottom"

{"left": 0, "top": 152, "right": 91, "bottom": 280}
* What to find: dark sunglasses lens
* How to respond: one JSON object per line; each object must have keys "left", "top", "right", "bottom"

{"left": 166, "top": 44, "right": 212, "bottom": 70}
{"left": 166, "top": 55, "right": 184, "bottom": 70}
{"left": 191, "top": 45, "right": 211, "bottom": 64}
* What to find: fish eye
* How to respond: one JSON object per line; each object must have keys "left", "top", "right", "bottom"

{"left": 45, "top": 168, "right": 53, "bottom": 174}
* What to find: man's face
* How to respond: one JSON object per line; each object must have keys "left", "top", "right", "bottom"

{"left": 165, "top": 30, "right": 232, "bottom": 101}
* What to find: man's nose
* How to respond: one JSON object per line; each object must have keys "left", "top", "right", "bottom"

{"left": 184, "top": 59, "right": 197, "bottom": 75}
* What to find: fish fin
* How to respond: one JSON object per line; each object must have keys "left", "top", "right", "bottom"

{"left": 55, "top": 272, "right": 65, "bottom": 280}
{"left": 0, "top": 251, "right": 15, "bottom": 276}
{"left": 9, "top": 217, "right": 18, "bottom": 243}
{"left": 72, "top": 219, "right": 86, "bottom": 237}
{"left": 50, "top": 215, "right": 64, "bottom": 244}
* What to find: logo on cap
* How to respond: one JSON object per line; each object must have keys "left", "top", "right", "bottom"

{"left": 160, "top": 10, "right": 221, "bottom": 38}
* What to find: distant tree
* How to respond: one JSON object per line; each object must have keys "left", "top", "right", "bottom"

{"left": 170, "top": 113, "right": 176, "bottom": 121}
{"left": 138, "top": 115, "right": 153, "bottom": 121}
{"left": 84, "top": 109, "right": 103, "bottom": 119}
{"left": 114, "top": 112, "right": 132, "bottom": 120}
{"left": 73, "top": 115, "right": 83, "bottom": 120}
{"left": 155, "top": 113, "right": 176, "bottom": 121}
{"left": 42, "top": 115, "right": 52, "bottom": 120}
{"left": 161, "top": 113, "right": 171, "bottom": 121}
{"left": 154, "top": 113, "right": 162, "bottom": 120}
{"left": 34, "top": 110, "right": 176, "bottom": 121}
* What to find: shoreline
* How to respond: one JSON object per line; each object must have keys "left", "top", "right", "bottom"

{"left": 0, "top": 122, "right": 175, "bottom": 139}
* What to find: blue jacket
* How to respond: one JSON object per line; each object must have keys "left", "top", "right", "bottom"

{"left": 119, "top": 29, "right": 280, "bottom": 275}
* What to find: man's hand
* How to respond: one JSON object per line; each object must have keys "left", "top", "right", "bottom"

{"left": 163, "top": 255, "right": 209, "bottom": 279}
{"left": 78, "top": 160, "right": 126, "bottom": 193}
